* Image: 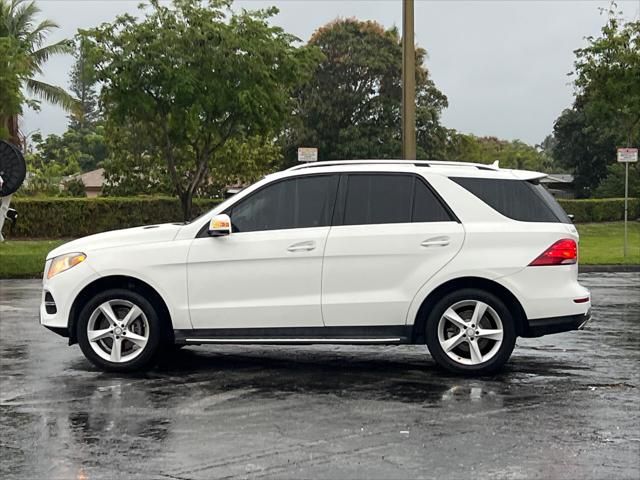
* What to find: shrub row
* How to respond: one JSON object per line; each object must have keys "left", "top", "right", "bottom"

{"left": 7, "top": 197, "right": 220, "bottom": 239}
{"left": 4, "top": 196, "right": 638, "bottom": 239}
{"left": 558, "top": 198, "right": 639, "bottom": 223}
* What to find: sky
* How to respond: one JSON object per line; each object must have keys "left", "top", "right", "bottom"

{"left": 21, "top": 0, "right": 640, "bottom": 146}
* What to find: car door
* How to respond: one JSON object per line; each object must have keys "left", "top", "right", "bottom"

{"left": 322, "top": 173, "right": 465, "bottom": 327}
{"left": 187, "top": 174, "right": 339, "bottom": 330}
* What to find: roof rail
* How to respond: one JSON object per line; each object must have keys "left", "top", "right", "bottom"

{"left": 287, "top": 159, "right": 500, "bottom": 171}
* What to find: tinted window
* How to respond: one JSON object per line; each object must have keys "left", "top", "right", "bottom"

{"left": 230, "top": 175, "right": 338, "bottom": 232}
{"left": 451, "top": 177, "right": 569, "bottom": 223}
{"left": 413, "top": 178, "right": 453, "bottom": 222}
{"left": 343, "top": 175, "right": 413, "bottom": 225}
{"left": 341, "top": 174, "right": 453, "bottom": 226}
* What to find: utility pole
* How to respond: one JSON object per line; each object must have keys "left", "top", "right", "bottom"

{"left": 402, "top": 0, "right": 416, "bottom": 160}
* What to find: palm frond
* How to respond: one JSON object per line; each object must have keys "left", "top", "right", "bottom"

{"left": 31, "top": 39, "right": 73, "bottom": 67}
{"left": 26, "top": 79, "right": 79, "bottom": 112}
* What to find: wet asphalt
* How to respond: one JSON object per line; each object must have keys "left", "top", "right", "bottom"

{"left": 0, "top": 273, "right": 639, "bottom": 480}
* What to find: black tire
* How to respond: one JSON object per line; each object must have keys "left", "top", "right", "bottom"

{"left": 425, "top": 288, "right": 516, "bottom": 376}
{"left": 77, "top": 288, "right": 168, "bottom": 372}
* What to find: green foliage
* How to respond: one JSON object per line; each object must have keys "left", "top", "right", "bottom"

{"left": 559, "top": 197, "right": 639, "bottom": 223}
{"left": 68, "top": 36, "right": 100, "bottom": 130}
{"left": 594, "top": 162, "right": 640, "bottom": 198}
{"left": 61, "top": 177, "right": 86, "bottom": 197}
{"left": 552, "top": 8, "right": 640, "bottom": 197}
{"left": 10, "top": 32, "right": 105, "bottom": 195}
{"left": 0, "top": 240, "right": 66, "bottom": 278}
{"left": 442, "top": 133, "right": 552, "bottom": 171}
{"left": 573, "top": 10, "right": 640, "bottom": 146}
{"left": 285, "top": 18, "right": 448, "bottom": 164}
{"left": 0, "top": 0, "right": 76, "bottom": 144}
{"left": 81, "top": 0, "right": 320, "bottom": 220}
{"left": 0, "top": 36, "right": 28, "bottom": 139}
{"left": 7, "top": 197, "right": 221, "bottom": 238}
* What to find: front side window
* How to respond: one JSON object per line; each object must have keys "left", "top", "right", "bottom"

{"left": 229, "top": 175, "right": 338, "bottom": 233}
{"left": 341, "top": 174, "right": 453, "bottom": 226}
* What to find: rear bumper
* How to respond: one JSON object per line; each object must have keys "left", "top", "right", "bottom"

{"left": 522, "top": 309, "right": 592, "bottom": 338}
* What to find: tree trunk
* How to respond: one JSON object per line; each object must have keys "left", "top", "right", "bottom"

{"left": 179, "top": 191, "right": 193, "bottom": 222}
{"left": 7, "top": 115, "right": 22, "bottom": 150}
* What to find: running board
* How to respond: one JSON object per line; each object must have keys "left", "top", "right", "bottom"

{"left": 174, "top": 325, "right": 412, "bottom": 345}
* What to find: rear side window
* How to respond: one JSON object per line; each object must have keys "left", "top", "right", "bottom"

{"left": 413, "top": 179, "right": 453, "bottom": 222}
{"left": 451, "top": 177, "right": 570, "bottom": 223}
{"left": 341, "top": 174, "right": 454, "bottom": 226}
{"left": 343, "top": 175, "right": 413, "bottom": 225}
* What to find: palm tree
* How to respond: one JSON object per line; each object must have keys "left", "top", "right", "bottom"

{"left": 0, "top": 0, "right": 76, "bottom": 149}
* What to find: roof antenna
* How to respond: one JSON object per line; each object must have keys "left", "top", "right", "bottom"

{"left": 492, "top": 160, "right": 499, "bottom": 168}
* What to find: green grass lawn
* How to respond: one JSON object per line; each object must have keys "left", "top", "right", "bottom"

{"left": 0, "top": 240, "right": 66, "bottom": 279}
{"left": 576, "top": 222, "right": 640, "bottom": 265}
{"left": 1, "top": 222, "right": 638, "bottom": 278}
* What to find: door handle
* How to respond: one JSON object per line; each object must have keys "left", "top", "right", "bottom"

{"left": 421, "top": 236, "right": 450, "bottom": 248}
{"left": 287, "top": 241, "right": 316, "bottom": 252}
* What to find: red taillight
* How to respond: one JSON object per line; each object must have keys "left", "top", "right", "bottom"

{"left": 529, "top": 239, "right": 577, "bottom": 266}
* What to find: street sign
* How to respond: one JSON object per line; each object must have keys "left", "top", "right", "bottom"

{"left": 297, "top": 147, "right": 318, "bottom": 163}
{"left": 616, "top": 147, "right": 637, "bottom": 259}
{"left": 617, "top": 148, "right": 638, "bottom": 163}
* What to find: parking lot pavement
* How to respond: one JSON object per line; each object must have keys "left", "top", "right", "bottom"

{"left": 0, "top": 274, "right": 638, "bottom": 480}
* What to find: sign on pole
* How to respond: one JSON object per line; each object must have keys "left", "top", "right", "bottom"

{"left": 617, "top": 148, "right": 638, "bottom": 163}
{"left": 297, "top": 147, "right": 318, "bottom": 163}
{"left": 617, "top": 147, "right": 638, "bottom": 259}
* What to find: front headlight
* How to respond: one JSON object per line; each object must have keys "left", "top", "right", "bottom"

{"left": 47, "top": 253, "right": 87, "bottom": 279}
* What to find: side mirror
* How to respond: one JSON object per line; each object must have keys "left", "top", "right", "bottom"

{"left": 208, "top": 214, "right": 232, "bottom": 237}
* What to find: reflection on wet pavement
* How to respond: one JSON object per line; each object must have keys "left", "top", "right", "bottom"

{"left": 1, "top": 273, "right": 639, "bottom": 479}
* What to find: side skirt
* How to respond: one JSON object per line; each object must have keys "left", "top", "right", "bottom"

{"left": 174, "top": 325, "right": 413, "bottom": 345}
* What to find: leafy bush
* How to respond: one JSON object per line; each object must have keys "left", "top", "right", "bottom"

{"left": 7, "top": 197, "right": 220, "bottom": 239}
{"left": 559, "top": 198, "right": 639, "bottom": 223}
{"left": 4, "top": 196, "right": 637, "bottom": 239}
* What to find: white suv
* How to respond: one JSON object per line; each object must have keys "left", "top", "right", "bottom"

{"left": 40, "top": 160, "right": 591, "bottom": 375}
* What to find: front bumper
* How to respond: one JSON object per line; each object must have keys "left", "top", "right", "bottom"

{"left": 522, "top": 309, "right": 592, "bottom": 338}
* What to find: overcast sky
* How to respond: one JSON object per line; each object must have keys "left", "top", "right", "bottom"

{"left": 21, "top": 0, "right": 640, "bottom": 145}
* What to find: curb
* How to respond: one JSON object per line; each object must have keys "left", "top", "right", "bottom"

{"left": 580, "top": 265, "right": 640, "bottom": 273}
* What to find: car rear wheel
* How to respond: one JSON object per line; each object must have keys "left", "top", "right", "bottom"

{"left": 77, "top": 289, "right": 166, "bottom": 372}
{"left": 425, "top": 288, "right": 516, "bottom": 375}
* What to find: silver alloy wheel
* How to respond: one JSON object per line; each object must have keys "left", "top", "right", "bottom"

{"left": 437, "top": 300, "right": 504, "bottom": 366}
{"left": 87, "top": 299, "right": 149, "bottom": 363}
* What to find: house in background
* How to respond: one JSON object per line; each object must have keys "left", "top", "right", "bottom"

{"left": 540, "top": 173, "right": 575, "bottom": 198}
{"left": 70, "top": 168, "right": 105, "bottom": 197}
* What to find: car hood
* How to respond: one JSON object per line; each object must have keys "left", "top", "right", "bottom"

{"left": 46, "top": 223, "right": 184, "bottom": 260}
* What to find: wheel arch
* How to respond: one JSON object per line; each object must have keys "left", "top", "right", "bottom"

{"left": 67, "top": 275, "right": 173, "bottom": 345}
{"left": 411, "top": 276, "right": 527, "bottom": 343}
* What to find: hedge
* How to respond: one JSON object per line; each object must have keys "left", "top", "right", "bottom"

{"left": 558, "top": 198, "right": 639, "bottom": 223}
{"left": 3, "top": 196, "right": 638, "bottom": 239}
{"left": 7, "top": 197, "right": 220, "bottom": 239}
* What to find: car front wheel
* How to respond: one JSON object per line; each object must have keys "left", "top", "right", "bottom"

{"left": 425, "top": 288, "right": 516, "bottom": 375}
{"left": 77, "top": 289, "right": 166, "bottom": 372}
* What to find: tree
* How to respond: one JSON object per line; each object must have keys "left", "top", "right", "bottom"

{"left": 552, "top": 106, "right": 616, "bottom": 197}
{"left": 442, "top": 132, "right": 551, "bottom": 171}
{"left": 594, "top": 162, "right": 640, "bottom": 198}
{"left": 68, "top": 36, "right": 100, "bottom": 131}
{"left": 21, "top": 132, "right": 82, "bottom": 196}
{"left": 285, "top": 19, "right": 448, "bottom": 164}
{"left": 573, "top": 8, "right": 640, "bottom": 148}
{"left": 82, "top": 0, "right": 320, "bottom": 219}
{"left": 0, "top": 0, "right": 76, "bottom": 147}
{"left": 0, "top": 36, "right": 27, "bottom": 140}
{"left": 552, "top": 6, "right": 640, "bottom": 196}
